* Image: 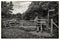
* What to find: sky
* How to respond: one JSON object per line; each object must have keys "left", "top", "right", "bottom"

{"left": 12, "top": 1, "right": 31, "bottom": 14}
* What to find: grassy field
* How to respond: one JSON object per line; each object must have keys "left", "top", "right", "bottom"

{"left": 2, "top": 28, "right": 40, "bottom": 38}
{"left": 1, "top": 19, "right": 58, "bottom": 38}
{"left": 2, "top": 27, "right": 53, "bottom": 38}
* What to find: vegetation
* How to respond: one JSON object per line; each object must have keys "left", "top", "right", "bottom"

{"left": 1, "top": 1, "right": 13, "bottom": 18}
{"left": 1, "top": 1, "right": 59, "bottom": 38}
{"left": 23, "top": 1, "right": 58, "bottom": 22}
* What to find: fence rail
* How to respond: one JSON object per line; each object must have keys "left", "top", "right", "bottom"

{"left": 2, "top": 19, "right": 58, "bottom": 34}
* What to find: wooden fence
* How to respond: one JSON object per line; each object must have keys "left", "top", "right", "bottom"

{"left": 2, "top": 19, "right": 58, "bottom": 34}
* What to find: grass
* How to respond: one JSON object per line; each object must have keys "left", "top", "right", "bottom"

{"left": 2, "top": 27, "right": 55, "bottom": 38}
{"left": 1, "top": 19, "right": 59, "bottom": 38}
{"left": 1, "top": 27, "right": 40, "bottom": 38}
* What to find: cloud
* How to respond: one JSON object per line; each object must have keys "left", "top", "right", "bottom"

{"left": 12, "top": 1, "right": 31, "bottom": 14}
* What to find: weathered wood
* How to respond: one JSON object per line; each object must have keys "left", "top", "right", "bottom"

{"left": 53, "top": 21, "right": 58, "bottom": 28}
{"left": 40, "top": 23, "right": 42, "bottom": 32}
{"left": 37, "top": 19, "right": 46, "bottom": 20}
{"left": 51, "top": 19, "right": 58, "bottom": 34}
{"left": 51, "top": 19, "right": 53, "bottom": 34}
{"left": 36, "top": 25, "right": 40, "bottom": 32}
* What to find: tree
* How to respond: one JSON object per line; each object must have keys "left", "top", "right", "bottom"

{"left": 16, "top": 13, "right": 22, "bottom": 20}
{"left": 23, "top": 1, "right": 48, "bottom": 20}
{"left": 23, "top": 1, "right": 58, "bottom": 21}
{"left": 1, "top": 1, "right": 13, "bottom": 18}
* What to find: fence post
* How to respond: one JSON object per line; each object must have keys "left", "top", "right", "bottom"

{"left": 51, "top": 19, "right": 53, "bottom": 34}
{"left": 36, "top": 26, "right": 39, "bottom": 32}
{"left": 40, "top": 23, "right": 42, "bottom": 32}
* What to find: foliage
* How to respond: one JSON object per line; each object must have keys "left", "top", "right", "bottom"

{"left": 1, "top": 1, "right": 13, "bottom": 18}
{"left": 23, "top": 1, "right": 58, "bottom": 20}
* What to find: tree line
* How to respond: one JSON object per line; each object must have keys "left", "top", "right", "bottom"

{"left": 1, "top": 1, "right": 59, "bottom": 25}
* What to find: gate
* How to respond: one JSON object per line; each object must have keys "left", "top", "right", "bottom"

{"left": 33, "top": 18, "right": 58, "bottom": 34}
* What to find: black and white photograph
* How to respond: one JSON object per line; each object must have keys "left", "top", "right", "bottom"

{"left": 1, "top": 1, "right": 59, "bottom": 38}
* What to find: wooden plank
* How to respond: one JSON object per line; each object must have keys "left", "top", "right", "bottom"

{"left": 37, "top": 19, "right": 46, "bottom": 20}
{"left": 53, "top": 21, "right": 58, "bottom": 28}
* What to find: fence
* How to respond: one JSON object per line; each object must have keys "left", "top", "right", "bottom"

{"left": 34, "top": 19, "right": 58, "bottom": 34}
{"left": 2, "top": 19, "right": 58, "bottom": 34}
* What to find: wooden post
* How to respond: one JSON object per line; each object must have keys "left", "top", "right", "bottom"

{"left": 40, "top": 23, "right": 42, "bottom": 32}
{"left": 36, "top": 26, "right": 39, "bottom": 32}
{"left": 48, "top": 11, "right": 49, "bottom": 28}
{"left": 51, "top": 19, "right": 53, "bottom": 34}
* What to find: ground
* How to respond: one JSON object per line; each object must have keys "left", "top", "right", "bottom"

{"left": 1, "top": 19, "right": 57, "bottom": 38}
